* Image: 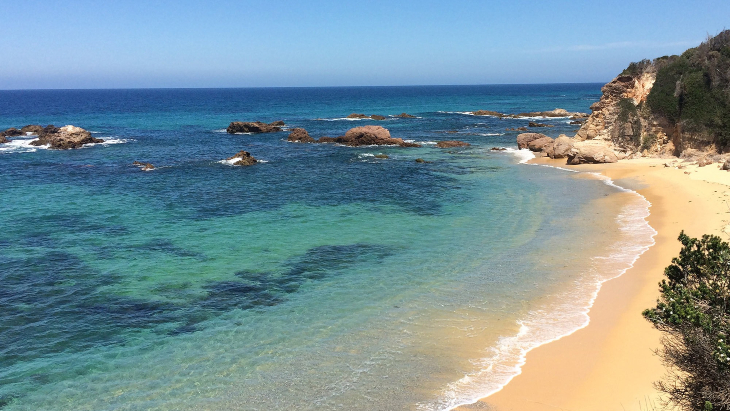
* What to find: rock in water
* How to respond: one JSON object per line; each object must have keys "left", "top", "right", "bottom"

{"left": 436, "top": 140, "right": 471, "bottom": 148}
{"left": 567, "top": 141, "right": 619, "bottom": 164}
{"left": 395, "top": 113, "right": 416, "bottom": 118}
{"left": 0, "top": 135, "right": 7, "bottom": 144}
{"left": 327, "top": 126, "right": 421, "bottom": 147}
{"left": 133, "top": 161, "right": 155, "bottom": 171}
{"left": 374, "top": 154, "right": 389, "bottom": 159}
{"left": 527, "top": 137, "right": 554, "bottom": 152}
{"left": 20, "top": 125, "right": 44, "bottom": 135}
{"left": 288, "top": 128, "right": 315, "bottom": 143}
{"left": 528, "top": 122, "right": 553, "bottom": 128}
{"left": 370, "top": 115, "right": 386, "bottom": 120}
{"left": 516, "top": 133, "right": 549, "bottom": 150}
{"left": 226, "top": 121, "right": 283, "bottom": 134}
{"left": 225, "top": 151, "right": 258, "bottom": 166}
{"left": 1, "top": 128, "right": 23, "bottom": 138}
{"left": 30, "top": 125, "right": 103, "bottom": 149}
{"left": 347, "top": 113, "right": 370, "bottom": 119}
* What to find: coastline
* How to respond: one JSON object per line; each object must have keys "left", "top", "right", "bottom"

{"left": 456, "top": 156, "right": 730, "bottom": 411}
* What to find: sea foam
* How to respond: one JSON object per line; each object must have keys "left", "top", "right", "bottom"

{"left": 419, "top": 168, "right": 657, "bottom": 411}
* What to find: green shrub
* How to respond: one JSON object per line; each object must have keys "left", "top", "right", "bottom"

{"left": 644, "top": 232, "right": 730, "bottom": 410}
{"left": 645, "top": 30, "right": 730, "bottom": 148}
{"left": 641, "top": 133, "right": 657, "bottom": 151}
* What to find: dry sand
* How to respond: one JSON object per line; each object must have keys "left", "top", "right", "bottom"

{"left": 456, "top": 157, "right": 730, "bottom": 411}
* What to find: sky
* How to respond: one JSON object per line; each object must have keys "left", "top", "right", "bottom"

{"left": 0, "top": 0, "right": 728, "bottom": 89}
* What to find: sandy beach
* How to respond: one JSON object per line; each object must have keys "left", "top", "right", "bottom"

{"left": 457, "top": 157, "right": 730, "bottom": 411}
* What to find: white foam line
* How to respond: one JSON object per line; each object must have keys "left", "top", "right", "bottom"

{"left": 420, "top": 163, "right": 657, "bottom": 411}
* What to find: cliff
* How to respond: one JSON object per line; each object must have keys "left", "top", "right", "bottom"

{"left": 575, "top": 30, "right": 730, "bottom": 157}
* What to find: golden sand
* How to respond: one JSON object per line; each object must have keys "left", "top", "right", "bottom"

{"left": 457, "top": 157, "right": 730, "bottom": 411}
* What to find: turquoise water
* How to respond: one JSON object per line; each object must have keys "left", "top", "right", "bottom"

{"left": 0, "top": 85, "right": 654, "bottom": 409}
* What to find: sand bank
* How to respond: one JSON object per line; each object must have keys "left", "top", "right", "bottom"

{"left": 457, "top": 157, "right": 730, "bottom": 411}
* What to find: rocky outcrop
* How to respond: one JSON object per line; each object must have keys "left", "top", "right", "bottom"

{"left": 133, "top": 161, "right": 155, "bottom": 171}
{"left": 516, "top": 133, "right": 549, "bottom": 150}
{"left": 30, "top": 125, "right": 103, "bottom": 149}
{"left": 527, "top": 137, "right": 554, "bottom": 152}
{"left": 473, "top": 108, "right": 588, "bottom": 118}
{"left": 528, "top": 122, "right": 553, "bottom": 128}
{"left": 374, "top": 154, "right": 389, "bottom": 159}
{"left": 436, "top": 140, "right": 470, "bottom": 148}
{"left": 20, "top": 125, "right": 44, "bottom": 135}
{"left": 1, "top": 128, "right": 23, "bottom": 137}
{"left": 347, "top": 113, "right": 386, "bottom": 120}
{"left": 320, "top": 126, "right": 421, "bottom": 147}
{"left": 395, "top": 113, "right": 416, "bottom": 118}
{"left": 551, "top": 135, "right": 575, "bottom": 159}
{"left": 567, "top": 141, "right": 618, "bottom": 164}
{"left": 225, "top": 151, "right": 258, "bottom": 166}
{"left": 575, "top": 70, "right": 657, "bottom": 147}
{"left": 227, "top": 121, "right": 283, "bottom": 134}
{"left": 288, "top": 128, "right": 315, "bottom": 143}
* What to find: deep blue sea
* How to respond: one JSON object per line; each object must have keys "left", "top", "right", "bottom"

{"left": 0, "top": 85, "right": 655, "bottom": 410}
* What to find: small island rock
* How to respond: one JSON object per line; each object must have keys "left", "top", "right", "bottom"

{"left": 30, "top": 125, "right": 103, "bottom": 149}
{"left": 288, "top": 128, "right": 315, "bottom": 143}
{"left": 20, "top": 125, "right": 44, "bottom": 135}
{"left": 227, "top": 121, "right": 283, "bottom": 134}
{"left": 133, "top": 161, "right": 155, "bottom": 171}
{"left": 225, "top": 151, "right": 258, "bottom": 166}
{"left": 395, "top": 113, "right": 416, "bottom": 118}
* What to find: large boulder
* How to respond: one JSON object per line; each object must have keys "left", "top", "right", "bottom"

{"left": 225, "top": 151, "right": 258, "bottom": 166}
{"left": 20, "top": 125, "right": 44, "bottom": 135}
{"left": 527, "top": 137, "right": 554, "bottom": 152}
{"left": 516, "top": 133, "right": 548, "bottom": 150}
{"left": 227, "top": 121, "right": 283, "bottom": 134}
{"left": 551, "top": 135, "right": 574, "bottom": 159}
{"left": 327, "top": 125, "right": 421, "bottom": 147}
{"left": 437, "top": 140, "right": 470, "bottom": 148}
{"left": 30, "top": 125, "right": 103, "bottom": 149}
{"left": 567, "top": 141, "right": 618, "bottom": 164}
{"left": 288, "top": 128, "right": 315, "bottom": 143}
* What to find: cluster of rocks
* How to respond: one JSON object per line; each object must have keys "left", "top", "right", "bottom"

{"left": 288, "top": 125, "right": 422, "bottom": 147}
{"left": 472, "top": 108, "right": 589, "bottom": 119}
{"left": 517, "top": 132, "right": 618, "bottom": 164}
{"left": 226, "top": 121, "right": 285, "bottom": 134}
{"left": 1, "top": 124, "right": 103, "bottom": 149}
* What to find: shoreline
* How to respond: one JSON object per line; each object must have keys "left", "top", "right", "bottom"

{"left": 454, "top": 156, "right": 730, "bottom": 410}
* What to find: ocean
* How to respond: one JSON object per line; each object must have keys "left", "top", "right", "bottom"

{"left": 0, "top": 85, "right": 655, "bottom": 410}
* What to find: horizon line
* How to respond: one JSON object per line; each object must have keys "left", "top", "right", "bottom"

{"left": 0, "top": 81, "right": 609, "bottom": 92}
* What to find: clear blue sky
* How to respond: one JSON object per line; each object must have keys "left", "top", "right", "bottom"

{"left": 1, "top": 0, "right": 728, "bottom": 89}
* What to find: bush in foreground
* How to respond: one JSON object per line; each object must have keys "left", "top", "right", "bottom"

{"left": 644, "top": 232, "right": 730, "bottom": 410}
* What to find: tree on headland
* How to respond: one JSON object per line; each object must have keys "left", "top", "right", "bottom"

{"left": 644, "top": 232, "right": 730, "bottom": 410}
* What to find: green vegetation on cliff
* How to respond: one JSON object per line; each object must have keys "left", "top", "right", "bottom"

{"left": 646, "top": 30, "right": 730, "bottom": 148}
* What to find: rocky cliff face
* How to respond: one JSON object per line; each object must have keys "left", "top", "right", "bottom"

{"left": 575, "top": 66, "right": 667, "bottom": 156}
{"left": 576, "top": 30, "right": 730, "bottom": 157}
